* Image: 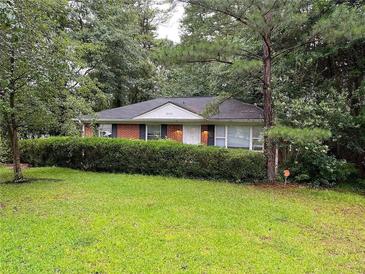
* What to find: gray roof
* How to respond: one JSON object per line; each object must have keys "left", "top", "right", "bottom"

{"left": 80, "top": 96, "right": 263, "bottom": 121}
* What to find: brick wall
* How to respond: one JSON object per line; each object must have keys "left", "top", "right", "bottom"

{"left": 201, "top": 125, "right": 209, "bottom": 145}
{"left": 84, "top": 124, "right": 93, "bottom": 137}
{"left": 167, "top": 125, "right": 183, "bottom": 143}
{"left": 117, "top": 124, "right": 140, "bottom": 139}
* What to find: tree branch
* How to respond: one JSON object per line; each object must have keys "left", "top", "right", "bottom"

{"left": 272, "top": 34, "right": 318, "bottom": 59}
{"left": 185, "top": 58, "right": 233, "bottom": 65}
{"left": 178, "top": 0, "right": 249, "bottom": 25}
{"left": 83, "top": 66, "right": 95, "bottom": 76}
{"left": 238, "top": 48, "right": 262, "bottom": 60}
{"left": 12, "top": 71, "right": 29, "bottom": 84}
{"left": 264, "top": 0, "right": 280, "bottom": 17}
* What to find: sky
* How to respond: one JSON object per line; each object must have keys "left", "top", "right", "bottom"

{"left": 156, "top": 3, "right": 185, "bottom": 43}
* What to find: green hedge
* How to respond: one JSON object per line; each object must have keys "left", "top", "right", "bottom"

{"left": 20, "top": 137, "right": 266, "bottom": 182}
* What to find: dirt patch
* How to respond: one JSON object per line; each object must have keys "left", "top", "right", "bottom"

{"left": 2, "top": 163, "right": 32, "bottom": 169}
{"left": 252, "top": 182, "right": 303, "bottom": 189}
{"left": 2, "top": 178, "right": 63, "bottom": 184}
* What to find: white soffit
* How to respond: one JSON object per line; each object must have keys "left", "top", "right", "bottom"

{"left": 133, "top": 103, "right": 203, "bottom": 120}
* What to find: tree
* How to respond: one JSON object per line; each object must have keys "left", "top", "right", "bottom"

{"left": 0, "top": 0, "right": 65, "bottom": 181}
{"left": 274, "top": 1, "right": 365, "bottom": 173}
{"left": 165, "top": 0, "right": 312, "bottom": 182}
{"left": 0, "top": 0, "right": 107, "bottom": 182}
{"left": 73, "top": 0, "right": 165, "bottom": 107}
{"left": 164, "top": 0, "right": 365, "bottom": 181}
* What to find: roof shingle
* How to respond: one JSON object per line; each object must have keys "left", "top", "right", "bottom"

{"left": 80, "top": 96, "right": 263, "bottom": 121}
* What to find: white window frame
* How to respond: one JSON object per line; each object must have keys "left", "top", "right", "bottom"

{"left": 251, "top": 127, "right": 264, "bottom": 151}
{"left": 146, "top": 124, "right": 161, "bottom": 141}
{"left": 214, "top": 125, "right": 264, "bottom": 151}
{"left": 249, "top": 127, "right": 253, "bottom": 150}
{"left": 225, "top": 126, "right": 228, "bottom": 148}
{"left": 214, "top": 125, "right": 227, "bottom": 148}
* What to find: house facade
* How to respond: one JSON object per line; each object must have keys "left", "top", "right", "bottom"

{"left": 79, "top": 97, "right": 265, "bottom": 150}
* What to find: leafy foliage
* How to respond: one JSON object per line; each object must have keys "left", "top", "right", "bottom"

{"left": 273, "top": 1, "right": 365, "bottom": 173}
{"left": 269, "top": 126, "right": 357, "bottom": 186}
{"left": 20, "top": 137, "right": 266, "bottom": 182}
{"left": 0, "top": 135, "right": 10, "bottom": 163}
{"left": 73, "top": 0, "right": 165, "bottom": 107}
{"left": 160, "top": 0, "right": 365, "bottom": 177}
{"left": 282, "top": 142, "right": 356, "bottom": 187}
{"left": 0, "top": 0, "right": 108, "bottom": 137}
{"left": 0, "top": 0, "right": 165, "bottom": 181}
{"left": 268, "top": 126, "right": 332, "bottom": 145}
{"left": 313, "top": 4, "right": 365, "bottom": 44}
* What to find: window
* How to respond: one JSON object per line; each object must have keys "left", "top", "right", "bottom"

{"left": 98, "top": 124, "right": 112, "bottom": 137}
{"left": 147, "top": 125, "right": 161, "bottom": 140}
{"left": 227, "top": 126, "right": 250, "bottom": 149}
{"left": 215, "top": 126, "right": 226, "bottom": 147}
{"left": 213, "top": 125, "right": 264, "bottom": 150}
{"left": 252, "top": 127, "right": 264, "bottom": 150}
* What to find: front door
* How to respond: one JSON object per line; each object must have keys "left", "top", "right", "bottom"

{"left": 183, "top": 125, "right": 201, "bottom": 145}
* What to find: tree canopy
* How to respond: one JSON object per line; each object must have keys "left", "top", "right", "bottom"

{"left": 159, "top": 0, "right": 365, "bottom": 177}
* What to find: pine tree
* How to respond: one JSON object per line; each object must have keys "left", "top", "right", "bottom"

{"left": 168, "top": 0, "right": 313, "bottom": 182}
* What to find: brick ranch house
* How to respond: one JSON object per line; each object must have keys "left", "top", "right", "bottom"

{"left": 79, "top": 96, "right": 264, "bottom": 150}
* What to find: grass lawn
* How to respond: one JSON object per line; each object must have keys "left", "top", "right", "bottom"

{"left": 0, "top": 167, "right": 364, "bottom": 273}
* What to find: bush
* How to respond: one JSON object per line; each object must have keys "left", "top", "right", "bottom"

{"left": 281, "top": 142, "right": 357, "bottom": 187}
{"left": 20, "top": 137, "right": 266, "bottom": 182}
{"left": 268, "top": 126, "right": 357, "bottom": 186}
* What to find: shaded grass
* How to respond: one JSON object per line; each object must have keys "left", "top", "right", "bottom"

{"left": 0, "top": 167, "right": 364, "bottom": 273}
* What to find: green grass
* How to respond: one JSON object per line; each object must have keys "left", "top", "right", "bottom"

{"left": 0, "top": 167, "right": 364, "bottom": 273}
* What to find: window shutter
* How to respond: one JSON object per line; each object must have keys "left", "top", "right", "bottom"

{"left": 208, "top": 125, "right": 215, "bottom": 146}
{"left": 112, "top": 124, "right": 117, "bottom": 138}
{"left": 161, "top": 124, "right": 167, "bottom": 139}
{"left": 139, "top": 124, "right": 146, "bottom": 140}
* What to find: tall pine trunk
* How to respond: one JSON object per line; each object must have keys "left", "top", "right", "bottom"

{"left": 262, "top": 18, "right": 276, "bottom": 183}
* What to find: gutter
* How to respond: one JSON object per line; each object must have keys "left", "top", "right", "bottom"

{"left": 76, "top": 118, "right": 264, "bottom": 124}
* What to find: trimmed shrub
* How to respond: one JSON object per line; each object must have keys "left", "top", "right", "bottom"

{"left": 20, "top": 137, "right": 266, "bottom": 182}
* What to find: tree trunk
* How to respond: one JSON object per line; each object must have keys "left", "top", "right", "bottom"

{"left": 7, "top": 92, "right": 23, "bottom": 182}
{"left": 262, "top": 31, "right": 276, "bottom": 183}
{"left": 8, "top": 48, "right": 23, "bottom": 183}
{"left": 8, "top": 119, "right": 23, "bottom": 182}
